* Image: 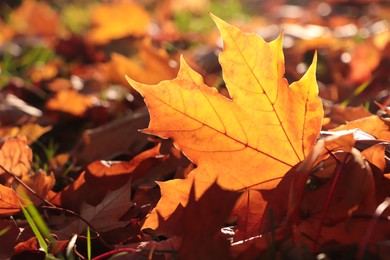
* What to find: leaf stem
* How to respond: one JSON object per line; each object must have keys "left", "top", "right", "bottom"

{"left": 314, "top": 153, "right": 349, "bottom": 251}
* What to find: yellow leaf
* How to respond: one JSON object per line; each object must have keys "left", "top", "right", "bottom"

{"left": 103, "top": 38, "right": 178, "bottom": 86}
{"left": 0, "top": 124, "right": 51, "bottom": 145}
{"left": 127, "top": 15, "right": 323, "bottom": 238}
{"left": 86, "top": 2, "right": 150, "bottom": 44}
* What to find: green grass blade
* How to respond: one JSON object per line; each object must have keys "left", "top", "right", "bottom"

{"left": 87, "top": 227, "right": 91, "bottom": 260}
{"left": 341, "top": 80, "right": 371, "bottom": 107}
{"left": 19, "top": 202, "right": 48, "bottom": 253}
{"left": 0, "top": 226, "right": 11, "bottom": 237}
{"left": 25, "top": 203, "right": 55, "bottom": 246}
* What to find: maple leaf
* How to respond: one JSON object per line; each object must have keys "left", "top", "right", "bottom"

{"left": 54, "top": 179, "right": 133, "bottom": 239}
{"left": 52, "top": 144, "right": 161, "bottom": 212}
{"left": 127, "top": 15, "right": 323, "bottom": 238}
{"left": 293, "top": 150, "right": 379, "bottom": 251}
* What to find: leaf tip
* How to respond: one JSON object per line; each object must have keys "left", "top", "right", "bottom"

{"left": 125, "top": 75, "right": 137, "bottom": 88}
{"left": 306, "top": 51, "right": 318, "bottom": 78}
{"left": 210, "top": 13, "right": 228, "bottom": 32}
{"left": 126, "top": 75, "right": 146, "bottom": 96}
{"left": 177, "top": 55, "right": 194, "bottom": 75}
{"left": 209, "top": 12, "right": 219, "bottom": 22}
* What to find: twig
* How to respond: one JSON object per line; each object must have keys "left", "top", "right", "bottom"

{"left": 40, "top": 205, "right": 111, "bottom": 249}
{"left": 0, "top": 164, "right": 55, "bottom": 207}
{"left": 40, "top": 206, "right": 99, "bottom": 234}
{"left": 91, "top": 248, "right": 177, "bottom": 260}
{"left": 91, "top": 248, "right": 140, "bottom": 260}
{"left": 0, "top": 164, "right": 112, "bottom": 250}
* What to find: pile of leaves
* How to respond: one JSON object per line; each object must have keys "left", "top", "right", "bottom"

{"left": 0, "top": 0, "right": 390, "bottom": 259}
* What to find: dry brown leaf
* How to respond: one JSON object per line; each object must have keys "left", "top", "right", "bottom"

{"left": 0, "top": 220, "right": 19, "bottom": 259}
{"left": 53, "top": 144, "right": 162, "bottom": 212}
{"left": 0, "top": 136, "right": 32, "bottom": 187}
{"left": 0, "top": 185, "right": 21, "bottom": 216}
{"left": 362, "top": 144, "right": 387, "bottom": 172}
{"left": 71, "top": 111, "right": 149, "bottom": 165}
{"left": 294, "top": 150, "right": 378, "bottom": 251}
{"left": 53, "top": 179, "right": 134, "bottom": 239}
{"left": 13, "top": 170, "right": 55, "bottom": 206}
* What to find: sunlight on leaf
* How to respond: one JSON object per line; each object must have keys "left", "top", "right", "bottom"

{"left": 127, "top": 14, "right": 323, "bottom": 239}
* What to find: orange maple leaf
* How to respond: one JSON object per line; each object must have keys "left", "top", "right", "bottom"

{"left": 127, "top": 15, "right": 323, "bottom": 238}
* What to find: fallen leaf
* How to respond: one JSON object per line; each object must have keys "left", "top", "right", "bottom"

{"left": 0, "top": 220, "right": 19, "bottom": 259}
{"left": 29, "top": 62, "right": 59, "bottom": 82}
{"left": 13, "top": 170, "right": 55, "bottom": 206}
{"left": 86, "top": 2, "right": 150, "bottom": 44}
{"left": 0, "top": 19, "right": 14, "bottom": 44}
{"left": 45, "top": 89, "right": 95, "bottom": 117}
{"left": 256, "top": 133, "right": 387, "bottom": 256}
{"left": 12, "top": 237, "right": 43, "bottom": 258}
{"left": 0, "top": 136, "right": 32, "bottom": 187}
{"left": 0, "top": 124, "right": 51, "bottom": 145}
{"left": 331, "top": 116, "right": 390, "bottom": 141}
{"left": 8, "top": 0, "right": 59, "bottom": 38}
{"left": 155, "top": 179, "right": 241, "bottom": 259}
{"left": 127, "top": 15, "right": 323, "bottom": 239}
{"left": 293, "top": 150, "right": 379, "bottom": 251}
{"left": 322, "top": 105, "right": 372, "bottom": 130}
{"left": 169, "top": 0, "right": 210, "bottom": 14}
{"left": 53, "top": 143, "right": 166, "bottom": 212}
{"left": 347, "top": 42, "right": 381, "bottom": 85}
{"left": 54, "top": 179, "right": 134, "bottom": 239}
{"left": 0, "top": 185, "right": 21, "bottom": 216}
{"left": 47, "top": 78, "right": 73, "bottom": 92}
{"left": 71, "top": 110, "right": 149, "bottom": 165}
{"left": 361, "top": 144, "right": 387, "bottom": 172}
{"left": 78, "top": 181, "right": 133, "bottom": 233}
{"left": 103, "top": 38, "right": 178, "bottom": 86}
